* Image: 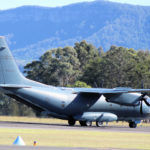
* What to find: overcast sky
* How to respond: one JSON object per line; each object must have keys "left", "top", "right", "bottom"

{"left": 0, "top": 0, "right": 150, "bottom": 10}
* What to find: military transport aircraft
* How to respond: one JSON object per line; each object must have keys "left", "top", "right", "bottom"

{"left": 0, "top": 36, "right": 150, "bottom": 128}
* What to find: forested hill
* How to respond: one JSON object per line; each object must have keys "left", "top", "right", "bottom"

{"left": 0, "top": 0, "right": 150, "bottom": 63}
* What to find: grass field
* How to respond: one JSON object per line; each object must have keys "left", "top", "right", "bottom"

{"left": 0, "top": 116, "right": 149, "bottom": 149}
{"left": 0, "top": 127, "right": 150, "bottom": 149}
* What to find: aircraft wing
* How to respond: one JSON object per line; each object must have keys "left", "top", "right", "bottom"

{"left": 0, "top": 84, "right": 31, "bottom": 88}
{"left": 72, "top": 87, "right": 150, "bottom": 106}
{"left": 73, "top": 87, "right": 150, "bottom": 94}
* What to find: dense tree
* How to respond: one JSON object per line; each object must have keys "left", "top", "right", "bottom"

{"left": 74, "top": 40, "right": 99, "bottom": 71}
{"left": 81, "top": 46, "right": 150, "bottom": 88}
{"left": 67, "top": 81, "right": 91, "bottom": 88}
{"left": 131, "top": 50, "right": 150, "bottom": 88}
{"left": 24, "top": 42, "right": 150, "bottom": 89}
{"left": 24, "top": 41, "right": 99, "bottom": 86}
{"left": 25, "top": 46, "right": 80, "bottom": 86}
{"left": 0, "top": 92, "right": 35, "bottom": 116}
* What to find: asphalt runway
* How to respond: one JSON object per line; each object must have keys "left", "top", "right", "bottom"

{"left": 0, "top": 121, "right": 149, "bottom": 133}
{"left": 0, "top": 145, "right": 136, "bottom": 150}
{"left": 0, "top": 145, "right": 100, "bottom": 150}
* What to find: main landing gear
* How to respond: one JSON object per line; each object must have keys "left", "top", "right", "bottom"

{"left": 129, "top": 121, "right": 137, "bottom": 128}
{"left": 68, "top": 119, "right": 93, "bottom": 127}
{"left": 68, "top": 119, "right": 76, "bottom": 126}
{"left": 96, "top": 121, "right": 103, "bottom": 127}
{"left": 79, "top": 121, "right": 92, "bottom": 126}
{"left": 68, "top": 119, "right": 103, "bottom": 127}
{"left": 68, "top": 119, "right": 138, "bottom": 128}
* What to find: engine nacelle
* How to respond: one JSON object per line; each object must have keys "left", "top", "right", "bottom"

{"left": 74, "top": 112, "right": 117, "bottom": 122}
{"left": 105, "top": 92, "right": 141, "bottom": 106}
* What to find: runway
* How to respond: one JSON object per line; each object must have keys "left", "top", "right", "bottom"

{"left": 0, "top": 121, "right": 149, "bottom": 133}
{"left": 0, "top": 145, "right": 136, "bottom": 150}
{"left": 0, "top": 145, "right": 100, "bottom": 150}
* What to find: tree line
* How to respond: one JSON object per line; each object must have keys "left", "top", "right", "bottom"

{"left": 1, "top": 40, "right": 150, "bottom": 116}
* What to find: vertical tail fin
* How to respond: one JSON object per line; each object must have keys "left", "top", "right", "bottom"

{"left": 0, "top": 36, "right": 24, "bottom": 84}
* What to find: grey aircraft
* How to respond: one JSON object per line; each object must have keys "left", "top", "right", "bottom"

{"left": 0, "top": 36, "right": 150, "bottom": 128}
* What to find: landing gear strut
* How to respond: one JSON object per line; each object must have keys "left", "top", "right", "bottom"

{"left": 68, "top": 119, "right": 76, "bottom": 126}
{"left": 129, "top": 121, "right": 137, "bottom": 128}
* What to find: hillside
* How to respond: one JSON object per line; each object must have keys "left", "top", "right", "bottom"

{"left": 0, "top": 0, "right": 150, "bottom": 64}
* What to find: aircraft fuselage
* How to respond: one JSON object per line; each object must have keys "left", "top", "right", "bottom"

{"left": 5, "top": 86, "right": 150, "bottom": 122}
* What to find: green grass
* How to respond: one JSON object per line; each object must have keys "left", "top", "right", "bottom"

{"left": 0, "top": 128, "right": 150, "bottom": 149}
{"left": 0, "top": 116, "right": 149, "bottom": 149}
{"left": 0, "top": 116, "right": 67, "bottom": 124}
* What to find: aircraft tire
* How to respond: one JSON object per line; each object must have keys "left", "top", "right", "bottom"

{"left": 79, "top": 121, "right": 87, "bottom": 126}
{"left": 96, "top": 121, "right": 103, "bottom": 127}
{"left": 79, "top": 121, "right": 92, "bottom": 126}
{"left": 68, "top": 119, "right": 76, "bottom": 126}
{"left": 129, "top": 121, "right": 137, "bottom": 128}
{"left": 86, "top": 121, "right": 92, "bottom": 126}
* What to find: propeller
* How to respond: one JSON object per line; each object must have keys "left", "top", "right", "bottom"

{"left": 140, "top": 81, "right": 145, "bottom": 115}
{"left": 94, "top": 79, "right": 104, "bottom": 88}
{"left": 141, "top": 80, "right": 144, "bottom": 89}
{"left": 140, "top": 80, "right": 150, "bottom": 106}
{"left": 140, "top": 101, "right": 143, "bottom": 115}
{"left": 100, "top": 79, "right": 104, "bottom": 88}
{"left": 94, "top": 82, "right": 98, "bottom": 88}
{"left": 139, "top": 93, "right": 150, "bottom": 115}
{"left": 142, "top": 95, "right": 150, "bottom": 106}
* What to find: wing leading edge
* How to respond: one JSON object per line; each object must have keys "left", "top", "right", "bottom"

{"left": 72, "top": 87, "right": 150, "bottom": 94}
{"left": 0, "top": 84, "right": 31, "bottom": 88}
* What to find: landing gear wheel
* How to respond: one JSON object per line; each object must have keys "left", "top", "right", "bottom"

{"left": 79, "top": 121, "right": 92, "bottom": 126}
{"left": 79, "top": 121, "right": 87, "bottom": 126}
{"left": 129, "top": 122, "right": 137, "bottom": 128}
{"left": 86, "top": 121, "right": 92, "bottom": 127}
{"left": 68, "top": 119, "right": 76, "bottom": 126}
{"left": 96, "top": 121, "right": 103, "bottom": 127}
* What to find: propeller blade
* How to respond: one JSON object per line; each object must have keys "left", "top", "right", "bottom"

{"left": 141, "top": 80, "right": 144, "bottom": 89}
{"left": 140, "top": 101, "right": 143, "bottom": 115}
{"left": 139, "top": 94, "right": 150, "bottom": 115}
{"left": 139, "top": 92, "right": 148, "bottom": 115}
{"left": 141, "top": 92, "right": 147, "bottom": 98}
{"left": 143, "top": 97, "right": 150, "bottom": 106}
